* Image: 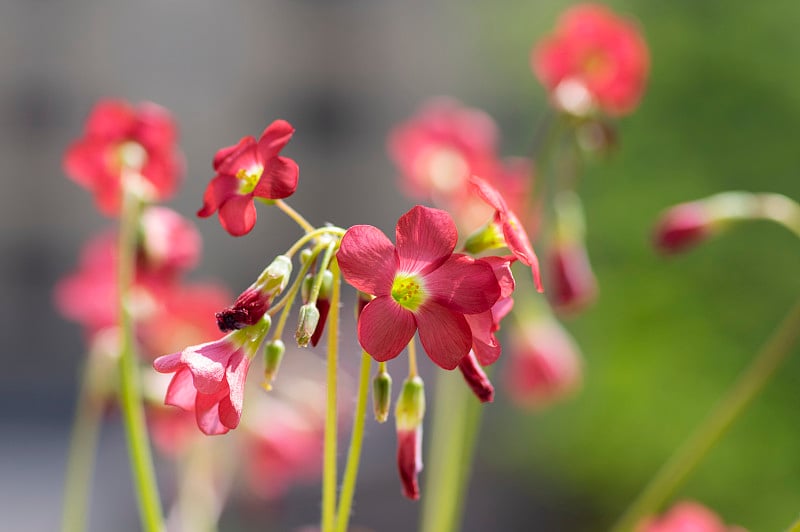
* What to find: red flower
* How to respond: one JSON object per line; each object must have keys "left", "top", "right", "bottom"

{"left": 153, "top": 327, "right": 266, "bottom": 435}
{"left": 465, "top": 255, "right": 516, "bottom": 366}
{"left": 532, "top": 4, "right": 649, "bottom": 116}
{"left": 505, "top": 316, "right": 582, "bottom": 410}
{"left": 64, "top": 99, "right": 183, "bottom": 215}
{"left": 198, "top": 120, "right": 299, "bottom": 236}
{"left": 638, "top": 501, "right": 746, "bottom": 532}
{"left": 337, "top": 205, "right": 501, "bottom": 370}
{"left": 470, "top": 175, "right": 543, "bottom": 292}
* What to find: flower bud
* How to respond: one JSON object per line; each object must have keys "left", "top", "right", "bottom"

{"left": 216, "top": 255, "right": 292, "bottom": 332}
{"left": 653, "top": 201, "right": 713, "bottom": 254}
{"left": 258, "top": 254, "right": 292, "bottom": 294}
{"left": 295, "top": 303, "right": 320, "bottom": 347}
{"left": 549, "top": 240, "right": 597, "bottom": 315}
{"left": 395, "top": 376, "right": 425, "bottom": 500}
{"left": 463, "top": 220, "right": 506, "bottom": 255}
{"left": 458, "top": 351, "right": 494, "bottom": 403}
{"left": 372, "top": 368, "right": 392, "bottom": 423}
{"left": 262, "top": 339, "right": 286, "bottom": 391}
{"left": 299, "top": 248, "right": 313, "bottom": 265}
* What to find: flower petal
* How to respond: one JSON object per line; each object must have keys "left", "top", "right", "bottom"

{"left": 424, "top": 254, "right": 500, "bottom": 314}
{"left": 181, "top": 340, "right": 234, "bottom": 394}
{"left": 415, "top": 301, "right": 471, "bottom": 370}
{"left": 164, "top": 367, "right": 196, "bottom": 410}
{"left": 337, "top": 225, "right": 397, "bottom": 296}
{"left": 253, "top": 156, "right": 298, "bottom": 199}
{"left": 134, "top": 102, "right": 178, "bottom": 152}
{"left": 218, "top": 351, "right": 250, "bottom": 429}
{"left": 217, "top": 137, "right": 260, "bottom": 176}
{"left": 218, "top": 194, "right": 257, "bottom": 236}
{"left": 502, "top": 211, "right": 543, "bottom": 292}
{"left": 395, "top": 205, "right": 457, "bottom": 274}
{"left": 153, "top": 352, "right": 183, "bottom": 373}
{"left": 85, "top": 99, "right": 136, "bottom": 139}
{"left": 257, "top": 119, "right": 295, "bottom": 160}
{"left": 197, "top": 174, "right": 239, "bottom": 218}
{"left": 195, "top": 388, "right": 230, "bottom": 436}
{"left": 357, "top": 297, "right": 416, "bottom": 362}
{"left": 213, "top": 136, "right": 250, "bottom": 170}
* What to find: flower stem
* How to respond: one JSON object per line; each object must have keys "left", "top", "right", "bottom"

{"left": 269, "top": 241, "right": 323, "bottom": 337}
{"left": 407, "top": 338, "right": 419, "bottom": 378}
{"left": 117, "top": 179, "right": 164, "bottom": 531}
{"left": 335, "top": 351, "right": 372, "bottom": 532}
{"left": 420, "top": 370, "right": 481, "bottom": 532}
{"left": 285, "top": 226, "right": 346, "bottom": 259}
{"left": 61, "top": 356, "right": 104, "bottom": 532}
{"left": 611, "top": 298, "right": 800, "bottom": 532}
{"left": 275, "top": 199, "right": 316, "bottom": 234}
{"left": 321, "top": 259, "right": 341, "bottom": 532}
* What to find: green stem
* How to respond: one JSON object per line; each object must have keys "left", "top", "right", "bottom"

{"left": 117, "top": 179, "right": 164, "bottom": 531}
{"left": 420, "top": 370, "right": 480, "bottom": 532}
{"left": 275, "top": 199, "right": 316, "bottom": 234}
{"left": 285, "top": 226, "right": 346, "bottom": 259}
{"left": 321, "top": 260, "right": 341, "bottom": 532}
{"left": 611, "top": 298, "right": 800, "bottom": 532}
{"left": 335, "top": 351, "right": 372, "bottom": 532}
{"left": 268, "top": 242, "right": 323, "bottom": 337}
{"left": 61, "top": 355, "right": 104, "bottom": 532}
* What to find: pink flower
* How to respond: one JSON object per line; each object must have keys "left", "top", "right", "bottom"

{"left": 532, "top": 4, "right": 650, "bottom": 116}
{"left": 465, "top": 255, "right": 516, "bottom": 366}
{"left": 64, "top": 99, "right": 184, "bottom": 215}
{"left": 337, "top": 205, "right": 501, "bottom": 370}
{"left": 198, "top": 120, "right": 299, "bottom": 236}
{"left": 470, "top": 175, "right": 543, "bottom": 292}
{"left": 549, "top": 239, "right": 597, "bottom": 315}
{"left": 388, "top": 98, "right": 498, "bottom": 200}
{"left": 153, "top": 328, "right": 265, "bottom": 435}
{"left": 458, "top": 351, "right": 495, "bottom": 403}
{"left": 505, "top": 316, "right": 582, "bottom": 409}
{"left": 653, "top": 202, "right": 714, "bottom": 254}
{"left": 638, "top": 501, "right": 746, "bottom": 532}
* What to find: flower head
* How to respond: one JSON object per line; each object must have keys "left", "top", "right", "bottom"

{"left": 64, "top": 99, "right": 184, "bottom": 214}
{"left": 337, "top": 205, "right": 501, "bottom": 370}
{"left": 533, "top": 4, "right": 650, "bottom": 116}
{"left": 469, "top": 175, "right": 543, "bottom": 292}
{"left": 198, "top": 120, "right": 299, "bottom": 236}
{"left": 153, "top": 325, "right": 267, "bottom": 435}
{"left": 138, "top": 206, "right": 202, "bottom": 276}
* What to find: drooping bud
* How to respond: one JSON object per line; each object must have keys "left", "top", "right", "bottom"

{"left": 301, "top": 269, "right": 334, "bottom": 347}
{"left": 458, "top": 351, "right": 494, "bottom": 403}
{"left": 395, "top": 376, "right": 425, "bottom": 500}
{"left": 372, "top": 367, "right": 392, "bottom": 423}
{"left": 262, "top": 339, "right": 286, "bottom": 391}
{"left": 216, "top": 255, "right": 292, "bottom": 332}
{"left": 299, "top": 248, "right": 314, "bottom": 265}
{"left": 653, "top": 201, "right": 714, "bottom": 254}
{"left": 295, "top": 303, "right": 320, "bottom": 347}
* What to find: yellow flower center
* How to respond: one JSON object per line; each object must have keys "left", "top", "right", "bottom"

{"left": 236, "top": 167, "right": 263, "bottom": 195}
{"left": 391, "top": 273, "right": 427, "bottom": 312}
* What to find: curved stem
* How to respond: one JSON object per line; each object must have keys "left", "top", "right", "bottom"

{"left": 611, "top": 297, "right": 800, "bottom": 532}
{"left": 321, "top": 259, "right": 341, "bottom": 532}
{"left": 117, "top": 180, "right": 164, "bottom": 531}
{"left": 268, "top": 242, "right": 323, "bottom": 337}
{"left": 61, "top": 356, "right": 104, "bottom": 532}
{"left": 285, "top": 226, "right": 346, "bottom": 259}
{"left": 308, "top": 240, "right": 338, "bottom": 304}
{"left": 275, "top": 199, "right": 316, "bottom": 234}
{"left": 335, "top": 351, "right": 372, "bottom": 532}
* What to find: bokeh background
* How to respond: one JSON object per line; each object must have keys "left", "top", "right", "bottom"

{"left": 3, "top": 0, "right": 800, "bottom": 530}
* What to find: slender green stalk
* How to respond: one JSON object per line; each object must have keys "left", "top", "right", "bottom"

{"left": 117, "top": 179, "right": 164, "bottom": 531}
{"left": 611, "top": 298, "right": 800, "bottom": 532}
{"left": 335, "top": 352, "right": 373, "bottom": 532}
{"left": 61, "top": 356, "right": 104, "bottom": 532}
{"left": 321, "top": 260, "right": 342, "bottom": 532}
{"left": 275, "top": 199, "right": 316, "bottom": 234}
{"left": 285, "top": 226, "right": 346, "bottom": 259}
{"left": 420, "top": 370, "right": 476, "bottom": 532}
{"left": 269, "top": 241, "right": 324, "bottom": 335}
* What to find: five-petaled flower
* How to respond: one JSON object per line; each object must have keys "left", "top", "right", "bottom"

{"left": 532, "top": 3, "right": 650, "bottom": 116}
{"left": 337, "top": 205, "right": 501, "bottom": 370}
{"left": 64, "top": 99, "right": 184, "bottom": 215}
{"left": 198, "top": 120, "right": 299, "bottom": 236}
{"left": 153, "top": 325, "right": 267, "bottom": 435}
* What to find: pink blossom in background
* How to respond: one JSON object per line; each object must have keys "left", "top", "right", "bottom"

{"left": 548, "top": 239, "right": 598, "bottom": 315}
{"left": 337, "top": 205, "right": 501, "bottom": 370}
{"left": 138, "top": 207, "right": 202, "bottom": 276}
{"left": 505, "top": 316, "right": 582, "bottom": 409}
{"left": 198, "top": 120, "right": 299, "bottom": 236}
{"left": 64, "top": 99, "right": 184, "bottom": 214}
{"left": 533, "top": 3, "right": 650, "bottom": 116}
{"left": 638, "top": 501, "right": 746, "bottom": 532}
{"left": 653, "top": 201, "right": 714, "bottom": 254}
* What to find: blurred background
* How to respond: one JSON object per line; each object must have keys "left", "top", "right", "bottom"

{"left": 3, "top": 0, "right": 800, "bottom": 530}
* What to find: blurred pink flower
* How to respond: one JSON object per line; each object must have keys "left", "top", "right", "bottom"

{"left": 549, "top": 239, "right": 598, "bottom": 315}
{"left": 337, "top": 205, "right": 501, "bottom": 370}
{"left": 533, "top": 4, "right": 650, "bottom": 116}
{"left": 505, "top": 316, "right": 582, "bottom": 409}
{"left": 138, "top": 206, "right": 202, "bottom": 276}
{"left": 638, "top": 500, "right": 746, "bottom": 532}
{"left": 64, "top": 99, "right": 184, "bottom": 214}
{"left": 653, "top": 201, "right": 714, "bottom": 254}
{"left": 198, "top": 120, "right": 299, "bottom": 236}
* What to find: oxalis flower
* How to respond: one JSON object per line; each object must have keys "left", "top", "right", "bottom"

{"left": 198, "top": 120, "right": 299, "bottom": 236}
{"left": 337, "top": 205, "right": 501, "bottom": 370}
{"left": 152, "top": 322, "right": 268, "bottom": 435}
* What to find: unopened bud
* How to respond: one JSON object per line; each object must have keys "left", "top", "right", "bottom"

{"left": 653, "top": 201, "right": 714, "bottom": 254}
{"left": 262, "top": 339, "right": 286, "bottom": 390}
{"left": 216, "top": 288, "right": 270, "bottom": 332}
{"left": 395, "top": 376, "right": 425, "bottom": 431}
{"left": 395, "top": 376, "right": 425, "bottom": 500}
{"left": 259, "top": 254, "right": 292, "bottom": 294}
{"left": 458, "top": 351, "right": 494, "bottom": 403}
{"left": 372, "top": 369, "right": 392, "bottom": 423}
{"left": 299, "top": 248, "right": 313, "bottom": 265}
{"left": 295, "top": 303, "right": 320, "bottom": 347}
